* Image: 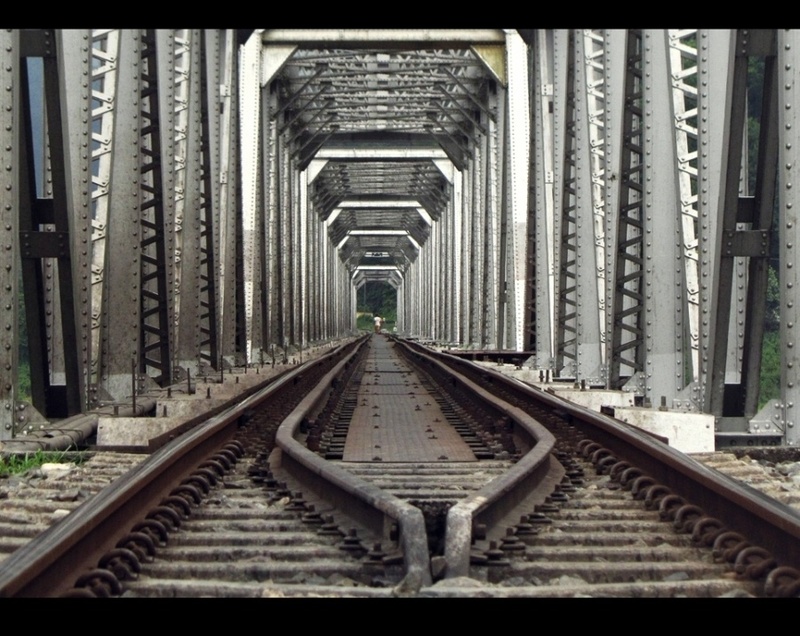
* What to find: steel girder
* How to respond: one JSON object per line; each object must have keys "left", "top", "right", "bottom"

{"left": 7, "top": 28, "right": 799, "bottom": 449}
{"left": 240, "top": 30, "right": 263, "bottom": 364}
{"left": 778, "top": 30, "right": 800, "bottom": 445}
{"left": 1, "top": 29, "right": 240, "bottom": 437}
{"left": 19, "top": 30, "right": 88, "bottom": 428}
{"left": 502, "top": 30, "right": 531, "bottom": 351}
{"left": 637, "top": 31, "right": 691, "bottom": 407}
{"left": 0, "top": 30, "right": 19, "bottom": 437}
{"left": 95, "top": 30, "right": 143, "bottom": 402}
{"left": 96, "top": 29, "right": 235, "bottom": 391}
{"left": 527, "top": 29, "right": 790, "bottom": 444}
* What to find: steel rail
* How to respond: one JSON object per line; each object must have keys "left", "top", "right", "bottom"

{"left": 273, "top": 337, "right": 433, "bottom": 592}
{"left": 392, "top": 339, "right": 563, "bottom": 578}
{"left": 0, "top": 341, "right": 359, "bottom": 598}
{"left": 424, "top": 344, "right": 800, "bottom": 576}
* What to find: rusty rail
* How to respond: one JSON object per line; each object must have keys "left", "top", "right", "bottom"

{"left": 274, "top": 337, "right": 432, "bottom": 592}
{"left": 410, "top": 341, "right": 800, "bottom": 591}
{"left": 0, "top": 340, "right": 360, "bottom": 598}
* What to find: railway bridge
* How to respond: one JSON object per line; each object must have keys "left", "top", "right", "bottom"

{"left": 1, "top": 29, "right": 797, "bottom": 450}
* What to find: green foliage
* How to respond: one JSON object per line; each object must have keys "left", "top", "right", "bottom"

{"left": 18, "top": 364, "right": 31, "bottom": 403}
{"left": 765, "top": 266, "right": 780, "bottom": 332}
{"left": 0, "top": 449, "right": 86, "bottom": 477}
{"left": 18, "top": 271, "right": 31, "bottom": 402}
{"left": 356, "top": 281, "right": 397, "bottom": 322}
{"left": 759, "top": 330, "right": 781, "bottom": 410}
{"left": 758, "top": 266, "right": 781, "bottom": 410}
{"left": 356, "top": 313, "right": 373, "bottom": 331}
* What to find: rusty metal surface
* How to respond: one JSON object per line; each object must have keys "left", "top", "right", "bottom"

{"left": 423, "top": 343, "right": 800, "bottom": 576}
{"left": 0, "top": 341, "right": 358, "bottom": 598}
{"left": 6, "top": 332, "right": 800, "bottom": 596}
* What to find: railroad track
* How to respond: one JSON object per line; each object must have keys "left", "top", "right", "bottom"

{"left": 2, "top": 335, "right": 800, "bottom": 597}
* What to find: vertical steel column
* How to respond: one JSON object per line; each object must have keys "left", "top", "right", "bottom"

{"left": 440, "top": 183, "right": 451, "bottom": 342}
{"left": 216, "top": 30, "right": 239, "bottom": 365}
{"left": 263, "top": 85, "right": 279, "bottom": 349}
{"left": 696, "top": 30, "right": 734, "bottom": 415}
{"left": 173, "top": 30, "right": 206, "bottom": 374}
{"left": 298, "top": 168, "right": 308, "bottom": 349}
{"left": 779, "top": 29, "right": 800, "bottom": 446}
{"left": 305, "top": 181, "right": 316, "bottom": 344}
{"left": 0, "top": 30, "right": 19, "bottom": 437}
{"left": 200, "top": 30, "right": 227, "bottom": 369}
{"left": 573, "top": 30, "right": 605, "bottom": 384}
{"left": 288, "top": 149, "right": 298, "bottom": 348}
{"left": 503, "top": 29, "right": 530, "bottom": 352}
{"left": 460, "top": 160, "right": 474, "bottom": 345}
{"left": 342, "top": 263, "right": 351, "bottom": 336}
{"left": 138, "top": 30, "right": 174, "bottom": 386}
{"left": 667, "top": 30, "right": 703, "bottom": 409}
{"left": 60, "top": 31, "right": 92, "bottom": 415}
{"left": 471, "top": 136, "right": 485, "bottom": 347}
{"left": 554, "top": 30, "right": 580, "bottom": 378}
{"left": 408, "top": 256, "right": 419, "bottom": 337}
{"left": 87, "top": 29, "right": 119, "bottom": 404}
{"left": 429, "top": 217, "right": 438, "bottom": 341}
{"left": 396, "top": 272, "right": 405, "bottom": 334}
{"left": 170, "top": 30, "right": 189, "bottom": 371}
{"left": 496, "top": 79, "right": 509, "bottom": 349}
{"left": 740, "top": 32, "right": 778, "bottom": 424}
{"left": 606, "top": 30, "right": 646, "bottom": 392}
{"left": 451, "top": 168, "right": 463, "bottom": 345}
{"left": 321, "top": 212, "right": 330, "bottom": 340}
{"left": 276, "top": 130, "right": 289, "bottom": 352}
{"left": 417, "top": 240, "right": 427, "bottom": 338}
{"left": 97, "top": 30, "right": 143, "bottom": 402}
{"left": 530, "top": 30, "right": 559, "bottom": 370}
{"left": 240, "top": 31, "right": 261, "bottom": 364}
{"left": 638, "top": 31, "right": 693, "bottom": 407}
{"left": 697, "top": 30, "right": 781, "bottom": 441}
{"left": 17, "top": 30, "right": 88, "bottom": 421}
{"left": 706, "top": 30, "right": 746, "bottom": 420}
{"left": 483, "top": 88, "right": 500, "bottom": 349}
{"left": 438, "top": 161, "right": 456, "bottom": 344}
{"left": 196, "top": 30, "right": 221, "bottom": 371}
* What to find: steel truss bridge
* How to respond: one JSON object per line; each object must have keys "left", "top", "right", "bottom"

{"left": 0, "top": 29, "right": 797, "bottom": 447}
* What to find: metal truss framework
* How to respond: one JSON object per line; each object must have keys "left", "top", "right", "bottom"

{"left": 1, "top": 29, "right": 798, "bottom": 447}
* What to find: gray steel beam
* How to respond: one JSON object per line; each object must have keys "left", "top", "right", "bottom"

{"left": 196, "top": 30, "right": 221, "bottom": 371}
{"left": 240, "top": 30, "right": 262, "bottom": 364}
{"left": 530, "top": 30, "right": 559, "bottom": 370}
{"left": 573, "top": 30, "right": 606, "bottom": 384}
{"left": 138, "top": 30, "right": 175, "bottom": 387}
{"left": 16, "top": 30, "right": 87, "bottom": 424}
{"left": 780, "top": 30, "right": 800, "bottom": 446}
{"left": 59, "top": 30, "right": 92, "bottom": 416}
{"left": 607, "top": 29, "right": 644, "bottom": 391}
{"left": 639, "top": 30, "right": 693, "bottom": 408}
{"left": 174, "top": 30, "right": 206, "bottom": 375}
{"left": 554, "top": 30, "right": 580, "bottom": 378}
{"left": 0, "top": 30, "right": 20, "bottom": 438}
{"left": 707, "top": 31, "right": 748, "bottom": 419}
{"left": 503, "top": 30, "right": 530, "bottom": 352}
{"left": 261, "top": 30, "right": 507, "bottom": 48}
{"left": 215, "top": 30, "right": 239, "bottom": 365}
{"left": 741, "top": 32, "right": 778, "bottom": 420}
{"left": 697, "top": 30, "right": 735, "bottom": 415}
{"left": 98, "top": 30, "right": 143, "bottom": 402}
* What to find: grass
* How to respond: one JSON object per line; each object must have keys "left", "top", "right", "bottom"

{"left": 0, "top": 449, "right": 87, "bottom": 477}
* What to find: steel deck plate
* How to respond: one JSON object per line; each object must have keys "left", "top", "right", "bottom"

{"left": 342, "top": 336, "right": 477, "bottom": 462}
